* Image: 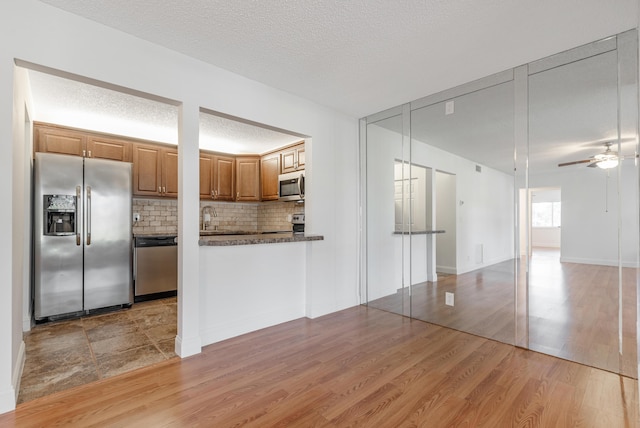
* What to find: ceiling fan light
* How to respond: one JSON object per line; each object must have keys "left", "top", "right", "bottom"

{"left": 596, "top": 158, "right": 618, "bottom": 169}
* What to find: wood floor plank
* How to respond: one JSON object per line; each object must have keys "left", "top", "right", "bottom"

{"left": 0, "top": 306, "right": 637, "bottom": 427}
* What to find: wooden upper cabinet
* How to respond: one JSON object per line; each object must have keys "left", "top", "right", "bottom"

{"left": 200, "top": 152, "right": 238, "bottom": 201}
{"left": 86, "top": 136, "right": 131, "bottom": 162}
{"left": 132, "top": 143, "right": 162, "bottom": 196}
{"left": 199, "top": 153, "right": 214, "bottom": 199}
{"left": 260, "top": 153, "right": 280, "bottom": 201}
{"left": 162, "top": 149, "right": 179, "bottom": 198}
{"left": 132, "top": 144, "right": 179, "bottom": 198}
{"left": 34, "top": 123, "right": 133, "bottom": 162}
{"left": 213, "top": 155, "right": 235, "bottom": 201}
{"left": 35, "top": 124, "right": 86, "bottom": 157}
{"left": 235, "top": 156, "right": 260, "bottom": 202}
{"left": 296, "top": 146, "right": 305, "bottom": 170}
{"left": 281, "top": 142, "right": 305, "bottom": 173}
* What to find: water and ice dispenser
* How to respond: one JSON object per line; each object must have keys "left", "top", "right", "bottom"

{"left": 43, "top": 194, "right": 76, "bottom": 236}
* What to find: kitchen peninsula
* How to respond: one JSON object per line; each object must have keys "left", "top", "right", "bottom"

{"left": 198, "top": 229, "right": 323, "bottom": 346}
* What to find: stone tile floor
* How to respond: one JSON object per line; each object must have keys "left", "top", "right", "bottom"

{"left": 18, "top": 297, "right": 177, "bottom": 404}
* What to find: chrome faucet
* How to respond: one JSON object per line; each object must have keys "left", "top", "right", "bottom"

{"left": 201, "top": 206, "right": 218, "bottom": 231}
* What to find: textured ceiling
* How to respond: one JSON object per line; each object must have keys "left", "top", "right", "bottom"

{"left": 38, "top": 0, "right": 637, "bottom": 118}
{"left": 29, "top": 70, "right": 302, "bottom": 153}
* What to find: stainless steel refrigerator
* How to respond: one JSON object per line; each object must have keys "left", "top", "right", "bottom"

{"left": 34, "top": 152, "right": 133, "bottom": 320}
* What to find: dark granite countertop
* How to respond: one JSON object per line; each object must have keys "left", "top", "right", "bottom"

{"left": 133, "top": 232, "right": 178, "bottom": 237}
{"left": 199, "top": 232, "right": 324, "bottom": 246}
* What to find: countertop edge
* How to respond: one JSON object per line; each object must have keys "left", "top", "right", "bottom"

{"left": 199, "top": 234, "right": 324, "bottom": 246}
{"left": 393, "top": 230, "right": 446, "bottom": 235}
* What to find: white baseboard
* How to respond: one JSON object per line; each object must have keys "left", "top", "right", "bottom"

{"left": 13, "top": 341, "right": 25, "bottom": 402}
{"left": 456, "top": 255, "right": 515, "bottom": 275}
{"left": 0, "top": 340, "right": 25, "bottom": 415}
{"left": 23, "top": 311, "right": 32, "bottom": 333}
{"left": 559, "top": 256, "right": 640, "bottom": 268}
{"left": 531, "top": 242, "right": 560, "bottom": 248}
{"left": 436, "top": 265, "right": 457, "bottom": 275}
{"left": 174, "top": 335, "right": 202, "bottom": 358}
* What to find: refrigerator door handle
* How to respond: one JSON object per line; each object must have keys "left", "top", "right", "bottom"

{"left": 86, "top": 186, "right": 92, "bottom": 246}
{"left": 76, "top": 186, "right": 82, "bottom": 245}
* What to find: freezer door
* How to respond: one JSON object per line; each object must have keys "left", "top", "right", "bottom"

{"left": 34, "top": 153, "right": 84, "bottom": 319}
{"left": 83, "top": 158, "right": 133, "bottom": 310}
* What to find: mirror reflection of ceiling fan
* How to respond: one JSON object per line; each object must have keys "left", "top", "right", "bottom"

{"left": 558, "top": 142, "right": 637, "bottom": 169}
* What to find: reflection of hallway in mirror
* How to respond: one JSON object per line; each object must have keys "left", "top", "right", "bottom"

{"left": 528, "top": 247, "right": 637, "bottom": 378}
{"left": 367, "top": 259, "right": 516, "bottom": 345}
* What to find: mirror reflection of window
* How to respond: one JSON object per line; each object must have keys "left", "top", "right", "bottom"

{"left": 531, "top": 202, "right": 561, "bottom": 227}
{"left": 394, "top": 161, "right": 427, "bottom": 232}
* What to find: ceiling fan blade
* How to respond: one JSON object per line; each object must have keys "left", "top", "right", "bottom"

{"left": 587, "top": 161, "right": 599, "bottom": 168}
{"left": 558, "top": 159, "right": 592, "bottom": 167}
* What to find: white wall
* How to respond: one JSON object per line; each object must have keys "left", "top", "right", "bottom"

{"left": 0, "top": 0, "right": 359, "bottom": 413}
{"left": 199, "top": 243, "right": 306, "bottom": 345}
{"left": 530, "top": 167, "right": 638, "bottom": 266}
{"left": 365, "top": 121, "right": 514, "bottom": 302}
{"left": 531, "top": 228, "right": 561, "bottom": 248}
{"left": 411, "top": 142, "right": 515, "bottom": 275}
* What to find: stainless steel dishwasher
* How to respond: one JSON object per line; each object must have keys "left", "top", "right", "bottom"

{"left": 134, "top": 235, "right": 177, "bottom": 301}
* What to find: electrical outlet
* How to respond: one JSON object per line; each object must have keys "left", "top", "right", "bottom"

{"left": 445, "top": 292, "right": 454, "bottom": 306}
{"left": 445, "top": 100, "right": 455, "bottom": 115}
{"left": 133, "top": 213, "right": 140, "bottom": 222}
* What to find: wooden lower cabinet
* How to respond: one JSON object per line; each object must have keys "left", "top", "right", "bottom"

{"left": 260, "top": 154, "right": 280, "bottom": 201}
{"left": 235, "top": 156, "right": 260, "bottom": 202}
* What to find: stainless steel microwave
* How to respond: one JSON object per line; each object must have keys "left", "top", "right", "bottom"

{"left": 278, "top": 171, "right": 305, "bottom": 201}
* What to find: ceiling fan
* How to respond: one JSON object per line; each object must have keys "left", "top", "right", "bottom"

{"left": 557, "top": 142, "right": 634, "bottom": 169}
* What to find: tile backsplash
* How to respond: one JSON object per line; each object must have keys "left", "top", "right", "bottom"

{"left": 132, "top": 198, "right": 304, "bottom": 235}
{"left": 132, "top": 198, "right": 177, "bottom": 235}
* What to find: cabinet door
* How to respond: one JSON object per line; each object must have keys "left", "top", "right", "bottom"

{"left": 281, "top": 143, "right": 305, "bottom": 173}
{"left": 132, "top": 144, "right": 162, "bottom": 196}
{"left": 213, "top": 155, "right": 235, "bottom": 201}
{"left": 35, "top": 125, "right": 86, "bottom": 157}
{"left": 296, "top": 146, "right": 305, "bottom": 170}
{"left": 260, "top": 154, "right": 280, "bottom": 201}
{"left": 199, "top": 153, "right": 214, "bottom": 199}
{"left": 87, "top": 136, "right": 131, "bottom": 162}
{"left": 236, "top": 157, "right": 260, "bottom": 201}
{"left": 163, "top": 149, "right": 179, "bottom": 197}
{"left": 281, "top": 148, "right": 297, "bottom": 173}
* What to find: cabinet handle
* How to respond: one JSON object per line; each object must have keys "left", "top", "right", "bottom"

{"left": 82, "top": 150, "right": 86, "bottom": 157}
{"left": 158, "top": 186, "right": 162, "bottom": 194}
{"left": 88, "top": 150, "right": 92, "bottom": 158}
{"left": 163, "top": 186, "right": 166, "bottom": 194}
{"left": 236, "top": 192, "right": 239, "bottom": 199}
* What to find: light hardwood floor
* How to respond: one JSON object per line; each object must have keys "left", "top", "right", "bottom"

{"left": 369, "top": 248, "right": 637, "bottom": 377}
{"left": 0, "top": 306, "right": 637, "bottom": 427}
